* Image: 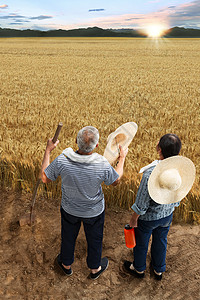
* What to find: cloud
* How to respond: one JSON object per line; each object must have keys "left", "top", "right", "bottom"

{"left": 0, "top": 14, "right": 26, "bottom": 19}
{"left": 125, "top": 18, "right": 142, "bottom": 21}
{"left": 9, "top": 22, "right": 23, "bottom": 25}
{"left": 0, "top": 13, "right": 53, "bottom": 28}
{"left": 171, "top": 0, "right": 200, "bottom": 17}
{"left": 166, "top": 0, "right": 200, "bottom": 27}
{"left": 89, "top": 9, "right": 105, "bottom": 12}
{"left": 12, "top": 19, "right": 30, "bottom": 23}
{"left": 0, "top": 4, "right": 8, "bottom": 9}
{"left": 30, "top": 15, "right": 53, "bottom": 20}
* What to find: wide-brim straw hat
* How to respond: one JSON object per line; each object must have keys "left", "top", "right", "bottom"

{"left": 148, "top": 156, "right": 196, "bottom": 204}
{"left": 103, "top": 122, "right": 138, "bottom": 164}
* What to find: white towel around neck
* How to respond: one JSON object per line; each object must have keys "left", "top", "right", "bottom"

{"left": 139, "top": 160, "right": 160, "bottom": 173}
{"left": 62, "top": 147, "right": 108, "bottom": 164}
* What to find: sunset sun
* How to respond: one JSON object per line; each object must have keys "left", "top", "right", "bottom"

{"left": 146, "top": 24, "right": 166, "bottom": 38}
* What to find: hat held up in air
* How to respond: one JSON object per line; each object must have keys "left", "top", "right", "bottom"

{"left": 148, "top": 156, "right": 196, "bottom": 204}
{"left": 103, "top": 122, "right": 138, "bottom": 164}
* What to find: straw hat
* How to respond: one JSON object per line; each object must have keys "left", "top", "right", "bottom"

{"left": 103, "top": 122, "right": 138, "bottom": 164}
{"left": 148, "top": 156, "right": 196, "bottom": 204}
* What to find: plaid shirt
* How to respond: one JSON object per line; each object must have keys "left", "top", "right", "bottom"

{"left": 132, "top": 166, "right": 180, "bottom": 221}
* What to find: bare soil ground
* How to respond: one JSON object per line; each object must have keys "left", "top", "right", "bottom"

{"left": 1, "top": 189, "right": 200, "bottom": 300}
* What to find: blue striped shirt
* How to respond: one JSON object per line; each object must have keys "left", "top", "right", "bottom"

{"left": 44, "top": 152, "right": 119, "bottom": 218}
{"left": 132, "top": 166, "right": 180, "bottom": 221}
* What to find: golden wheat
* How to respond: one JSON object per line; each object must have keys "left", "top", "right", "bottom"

{"left": 0, "top": 37, "right": 200, "bottom": 223}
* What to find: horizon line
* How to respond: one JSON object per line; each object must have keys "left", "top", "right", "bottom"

{"left": 1, "top": 25, "right": 200, "bottom": 32}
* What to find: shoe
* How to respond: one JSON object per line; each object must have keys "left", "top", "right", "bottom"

{"left": 123, "top": 260, "right": 145, "bottom": 278}
{"left": 153, "top": 270, "right": 162, "bottom": 281}
{"left": 90, "top": 257, "right": 109, "bottom": 280}
{"left": 150, "top": 261, "right": 162, "bottom": 281}
{"left": 56, "top": 254, "right": 73, "bottom": 276}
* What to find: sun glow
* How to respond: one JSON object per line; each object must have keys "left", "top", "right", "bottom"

{"left": 146, "top": 24, "right": 166, "bottom": 38}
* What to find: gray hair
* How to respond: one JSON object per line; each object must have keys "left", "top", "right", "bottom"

{"left": 77, "top": 126, "right": 99, "bottom": 153}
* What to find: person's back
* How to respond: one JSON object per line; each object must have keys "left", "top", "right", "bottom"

{"left": 41, "top": 125, "right": 128, "bottom": 279}
{"left": 46, "top": 149, "right": 118, "bottom": 217}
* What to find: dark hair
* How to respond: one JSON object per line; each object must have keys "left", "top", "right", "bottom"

{"left": 158, "top": 134, "right": 182, "bottom": 159}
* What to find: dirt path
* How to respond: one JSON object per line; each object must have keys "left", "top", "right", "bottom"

{"left": 0, "top": 189, "right": 200, "bottom": 300}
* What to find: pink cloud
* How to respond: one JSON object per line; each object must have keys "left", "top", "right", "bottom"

{"left": 77, "top": 11, "right": 170, "bottom": 29}
{"left": 178, "top": 2, "right": 196, "bottom": 8}
{"left": 0, "top": 4, "right": 8, "bottom": 9}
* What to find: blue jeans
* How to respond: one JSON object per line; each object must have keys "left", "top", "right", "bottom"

{"left": 60, "top": 207, "right": 105, "bottom": 269}
{"left": 133, "top": 213, "right": 173, "bottom": 273}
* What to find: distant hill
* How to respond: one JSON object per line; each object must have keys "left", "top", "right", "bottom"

{"left": 164, "top": 27, "right": 200, "bottom": 38}
{"left": 0, "top": 27, "right": 141, "bottom": 38}
{"left": 0, "top": 26, "right": 200, "bottom": 38}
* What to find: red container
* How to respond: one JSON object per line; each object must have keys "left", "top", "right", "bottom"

{"left": 124, "top": 224, "right": 136, "bottom": 248}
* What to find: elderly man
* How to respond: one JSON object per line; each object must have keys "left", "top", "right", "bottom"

{"left": 41, "top": 126, "right": 128, "bottom": 279}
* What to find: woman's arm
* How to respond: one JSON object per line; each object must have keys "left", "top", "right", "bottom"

{"left": 129, "top": 211, "right": 140, "bottom": 228}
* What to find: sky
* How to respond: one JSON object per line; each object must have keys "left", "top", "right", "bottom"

{"left": 0, "top": 0, "right": 200, "bottom": 31}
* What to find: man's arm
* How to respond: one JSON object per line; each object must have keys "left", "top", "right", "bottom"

{"left": 111, "top": 145, "right": 128, "bottom": 186}
{"left": 41, "top": 138, "right": 59, "bottom": 183}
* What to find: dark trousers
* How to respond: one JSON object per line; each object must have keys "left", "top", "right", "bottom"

{"left": 133, "top": 213, "right": 173, "bottom": 273}
{"left": 60, "top": 207, "right": 105, "bottom": 269}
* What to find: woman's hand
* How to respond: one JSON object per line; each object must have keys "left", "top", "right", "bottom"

{"left": 129, "top": 212, "right": 140, "bottom": 228}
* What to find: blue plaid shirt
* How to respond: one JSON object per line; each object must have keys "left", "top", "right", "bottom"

{"left": 132, "top": 166, "right": 180, "bottom": 221}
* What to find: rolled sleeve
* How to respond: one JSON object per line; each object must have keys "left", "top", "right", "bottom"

{"left": 131, "top": 203, "right": 147, "bottom": 215}
{"left": 131, "top": 173, "right": 151, "bottom": 216}
{"left": 44, "top": 156, "right": 60, "bottom": 181}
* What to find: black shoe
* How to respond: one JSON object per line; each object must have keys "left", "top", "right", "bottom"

{"left": 90, "top": 257, "right": 109, "bottom": 280}
{"left": 153, "top": 270, "right": 162, "bottom": 281}
{"left": 123, "top": 260, "right": 145, "bottom": 278}
{"left": 56, "top": 254, "right": 73, "bottom": 276}
{"left": 150, "top": 261, "right": 162, "bottom": 281}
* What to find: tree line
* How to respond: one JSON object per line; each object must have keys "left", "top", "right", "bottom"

{"left": 0, "top": 26, "right": 200, "bottom": 38}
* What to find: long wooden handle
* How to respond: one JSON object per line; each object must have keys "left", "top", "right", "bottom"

{"left": 30, "top": 178, "right": 41, "bottom": 211}
{"left": 52, "top": 122, "right": 63, "bottom": 143}
{"left": 30, "top": 178, "right": 41, "bottom": 225}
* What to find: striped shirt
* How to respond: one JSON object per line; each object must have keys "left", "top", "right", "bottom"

{"left": 44, "top": 149, "right": 119, "bottom": 218}
{"left": 132, "top": 166, "right": 180, "bottom": 221}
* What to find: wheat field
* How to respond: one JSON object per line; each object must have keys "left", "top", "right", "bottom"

{"left": 0, "top": 37, "right": 200, "bottom": 223}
